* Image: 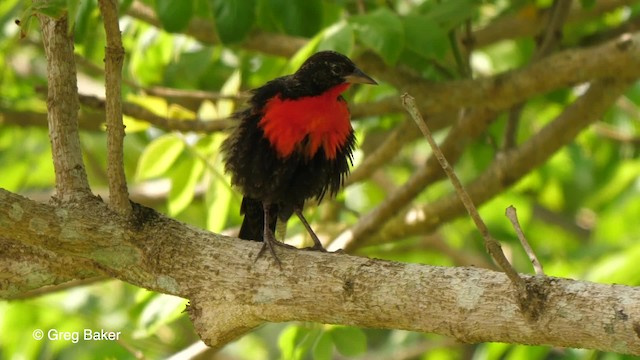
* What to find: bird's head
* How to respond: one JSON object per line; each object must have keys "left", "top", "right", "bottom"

{"left": 294, "top": 51, "right": 378, "bottom": 93}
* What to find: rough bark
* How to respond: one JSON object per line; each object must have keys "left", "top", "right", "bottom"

{"left": 36, "top": 13, "right": 92, "bottom": 202}
{"left": 1, "top": 189, "right": 639, "bottom": 354}
{"left": 98, "top": 0, "right": 132, "bottom": 215}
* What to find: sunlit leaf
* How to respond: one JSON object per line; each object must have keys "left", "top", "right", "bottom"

{"left": 350, "top": 8, "right": 404, "bottom": 64}
{"left": 73, "top": 0, "right": 95, "bottom": 44}
{"left": 66, "top": 0, "right": 79, "bottom": 33}
{"left": 217, "top": 70, "right": 241, "bottom": 117}
{"left": 329, "top": 326, "right": 366, "bottom": 356}
{"left": 278, "top": 325, "right": 302, "bottom": 359}
{"left": 312, "top": 331, "right": 333, "bottom": 360}
{"left": 318, "top": 21, "right": 354, "bottom": 55}
{"left": 168, "top": 156, "right": 204, "bottom": 216}
{"left": 134, "top": 294, "right": 188, "bottom": 337}
{"left": 135, "top": 133, "right": 185, "bottom": 181}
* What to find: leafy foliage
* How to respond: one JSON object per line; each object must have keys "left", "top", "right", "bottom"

{"left": 1, "top": 0, "right": 640, "bottom": 358}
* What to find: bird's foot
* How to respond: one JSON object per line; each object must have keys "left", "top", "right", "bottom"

{"left": 302, "top": 243, "right": 328, "bottom": 252}
{"left": 255, "top": 230, "right": 296, "bottom": 268}
{"left": 302, "top": 244, "right": 345, "bottom": 254}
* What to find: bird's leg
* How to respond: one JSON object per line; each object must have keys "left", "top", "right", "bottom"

{"left": 295, "top": 208, "right": 327, "bottom": 252}
{"left": 255, "top": 203, "right": 295, "bottom": 267}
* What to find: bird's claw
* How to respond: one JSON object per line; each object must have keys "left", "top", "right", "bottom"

{"left": 302, "top": 244, "right": 345, "bottom": 254}
{"left": 254, "top": 230, "right": 296, "bottom": 269}
{"left": 302, "top": 243, "right": 328, "bottom": 252}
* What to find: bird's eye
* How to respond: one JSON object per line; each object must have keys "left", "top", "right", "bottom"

{"left": 330, "top": 63, "right": 345, "bottom": 76}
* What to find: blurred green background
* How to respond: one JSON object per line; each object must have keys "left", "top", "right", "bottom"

{"left": 1, "top": 0, "right": 640, "bottom": 358}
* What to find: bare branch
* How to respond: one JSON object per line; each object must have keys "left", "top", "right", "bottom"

{"left": 98, "top": 0, "right": 132, "bottom": 215}
{"left": 402, "top": 93, "right": 527, "bottom": 299}
{"left": 506, "top": 206, "right": 544, "bottom": 275}
{"left": 0, "top": 237, "right": 102, "bottom": 298}
{"left": 36, "top": 11, "right": 91, "bottom": 201}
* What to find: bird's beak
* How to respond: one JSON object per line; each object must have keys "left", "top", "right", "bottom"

{"left": 344, "top": 67, "right": 378, "bottom": 85}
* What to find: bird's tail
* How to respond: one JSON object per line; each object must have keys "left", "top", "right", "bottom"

{"left": 238, "top": 197, "right": 277, "bottom": 241}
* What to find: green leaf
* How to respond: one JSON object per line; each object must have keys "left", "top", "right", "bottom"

{"left": 318, "top": 22, "right": 354, "bottom": 55}
{"left": 168, "top": 156, "right": 204, "bottom": 216}
{"left": 165, "top": 48, "right": 214, "bottom": 87}
{"left": 202, "top": 133, "right": 233, "bottom": 232}
{"left": 279, "top": 325, "right": 304, "bottom": 360}
{"left": 350, "top": 8, "right": 404, "bottom": 64}
{"left": 73, "top": 0, "right": 95, "bottom": 44}
{"left": 419, "top": 0, "right": 479, "bottom": 31}
{"left": 134, "top": 293, "right": 188, "bottom": 338}
{"left": 402, "top": 15, "right": 449, "bottom": 59}
{"left": 217, "top": 70, "right": 241, "bottom": 117}
{"left": 284, "top": 33, "right": 322, "bottom": 74}
{"left": 312, "top": 331, "right": 333, "bottom": 360}
{"left": 329, "top": 326, "right": 367, "bottom": 357}
{"left": 66, "top": 0, "right": 80, "bottom": 33}
{"left": 155, "top": 0, "right": 193, "bottom": 32}
{"left": 135, "top": 133, "right": 185, "bottom": 181}
{"left": 32, "top": 0, "right": 67, "bottom": 19}
{"left": 278, "top": 325, "right": 324, "bottom": 360}
{"left": 580, "top": 0, "right": 596, "bottom": 9}
{"left": 257, "top": 0, "right": 323, "bottom": 37}
{"left": 119, "top": 0, "right": 134, "bottom": 14}
{"left": 211, "top": 0, "right": 256, "bottom": 43}
{"left": 206, "top": 168, "right": 232, "bottom": 232}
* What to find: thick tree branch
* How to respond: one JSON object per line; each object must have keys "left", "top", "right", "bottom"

{"left": 36, "top": 12, "right": 91, "bottom": 201}
{"left": 1, "top": 189, "right": 640, "bottom": 353}
{"left": 0, "top": 236, "right": 101, "bottom": 298}
{"left": 99, "top": 0, "right": 132, "bottom": 215}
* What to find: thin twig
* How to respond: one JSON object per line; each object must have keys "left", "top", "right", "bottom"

{"left": 401, "top": 93, "right": 527, "bottom": 294}
{"left": 98, "top": 0, "right": 132, "bottom": 215}
{"left": 506, "top": 205, "right": 544, "bottom": 275}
